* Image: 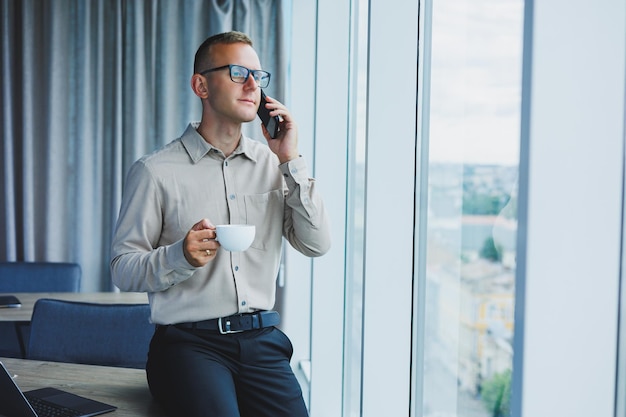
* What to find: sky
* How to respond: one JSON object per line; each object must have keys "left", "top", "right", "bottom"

{"left": 428, "top": 0, "right": 525, "bottom": 165}
{"left": 351, "top": 0, "right": 524, "bottom": 166}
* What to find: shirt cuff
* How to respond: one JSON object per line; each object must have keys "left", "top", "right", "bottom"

{"left": 164, "top": 239, "right": 197, "bottom": 285}
{"left": 279, "top": 156, "right": 308, "bottom": 187}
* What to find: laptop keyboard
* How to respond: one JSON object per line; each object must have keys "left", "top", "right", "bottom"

{"left": 25, "top": 395, "right": 82, "bottom": 417}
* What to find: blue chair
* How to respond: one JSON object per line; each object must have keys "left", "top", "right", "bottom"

{"left": 0, "top": 262, "right": 82, "bottom": 358}
{"left": 27, "top": 299, "right": 155, "bottom": 369}
{"left": 0, "top": 262, "right": 81, "bottom": 292}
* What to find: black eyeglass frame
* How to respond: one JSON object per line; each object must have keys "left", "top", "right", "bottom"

{"left": 199, "top": 64, "right": 271, "bottom": 88}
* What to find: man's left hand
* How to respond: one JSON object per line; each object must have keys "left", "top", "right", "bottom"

{"left": 260, "top": 94, "right": 299, "bottom": 164}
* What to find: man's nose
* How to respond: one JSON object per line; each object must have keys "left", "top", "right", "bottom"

{"left": 243, "top": 74, "right": 259, "bottom": 90}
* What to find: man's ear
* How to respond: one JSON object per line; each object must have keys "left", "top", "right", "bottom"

{"left": 191, "top": 74, "right": 209, "bottom": 99}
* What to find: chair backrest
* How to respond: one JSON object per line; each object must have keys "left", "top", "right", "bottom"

{"left": 0, "top": 262, "right": 81, "bottom": 292}
{"left": 27, "top": 299, "right": 154, "bottom": 369}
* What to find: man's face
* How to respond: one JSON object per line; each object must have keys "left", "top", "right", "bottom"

{"left": 203, "top": 43, "right": 263, "bottom": 124}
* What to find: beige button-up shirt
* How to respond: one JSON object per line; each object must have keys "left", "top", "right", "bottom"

{"left": 110, "top": 123, "right": 331, "bottom": 325}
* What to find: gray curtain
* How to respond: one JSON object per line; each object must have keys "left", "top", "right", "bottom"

{"left": 1, "top": 0, "right": 289, "bottom": 291}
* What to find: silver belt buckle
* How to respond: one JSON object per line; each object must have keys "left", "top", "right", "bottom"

{"left": 218, "top": 317, "right": 244, "bottom": 334}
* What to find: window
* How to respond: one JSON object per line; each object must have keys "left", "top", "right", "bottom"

{"left": 293, "top": 1, "right": 626, "bottom": 416}
{"left": 416, "top": 0, "right": 524, "bottom": 416}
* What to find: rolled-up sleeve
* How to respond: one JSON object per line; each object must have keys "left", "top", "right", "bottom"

{"left": 280, "top": 157, "right": 331, "bottom": 257}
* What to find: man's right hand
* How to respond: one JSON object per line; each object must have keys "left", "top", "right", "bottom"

{"left": 183, "top": 219, "right": 219, "bottom": 267}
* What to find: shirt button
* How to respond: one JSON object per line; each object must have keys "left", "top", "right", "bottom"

{"left": 241, "top": 301, "right": 246, "bottom": 306}
{"left": 225, "top": 161, "right": 229, "bottom": 166}
{"left": 229, "top": 194, "right": 236, "bottom": 200}
{"left": 234, "top": 266, "right": 239, "bottom": 271}
{"left": 291, "top": 168, "right": 298, "bottom": 174}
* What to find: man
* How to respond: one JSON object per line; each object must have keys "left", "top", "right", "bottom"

{"left": 110, "top": 31, "right": 330, "bottom": 417}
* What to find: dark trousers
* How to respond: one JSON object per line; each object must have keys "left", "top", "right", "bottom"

{"left": 146, "top": 324, "right": 309, "bottom": 417}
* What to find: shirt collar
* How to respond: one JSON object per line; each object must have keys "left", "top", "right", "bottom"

{"left": 180, "top": 122, "right": 258, "bottom": 164}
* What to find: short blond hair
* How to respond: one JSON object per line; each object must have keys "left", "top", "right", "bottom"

{"left": 194, "top": 31, "right": 254, "bottom": 74}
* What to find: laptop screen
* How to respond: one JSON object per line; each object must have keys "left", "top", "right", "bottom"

{"left": 0, "top": 361, "right": 117, "bottom": 417}
{"left": 0, "top": 361, "right": 38, "bottom": 417}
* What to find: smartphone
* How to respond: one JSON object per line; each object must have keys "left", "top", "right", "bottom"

{"left": 257, "top": 90, "right": 280, "bottom": 139}
{"left": 0, "top": 295, "right": 21, "bottom": 308}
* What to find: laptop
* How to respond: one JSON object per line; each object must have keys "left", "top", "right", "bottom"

{"left": 0, "top": 361, "right": 116, "bottom": 417}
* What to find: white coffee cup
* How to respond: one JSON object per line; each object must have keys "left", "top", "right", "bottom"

{"left": 215, "top": 224, "right": 256, "bottom": 252}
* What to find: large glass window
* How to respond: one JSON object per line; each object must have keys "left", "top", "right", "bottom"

{"left": 294, "top": 1, "right": 626, "bottom": 415}
{"left": 291, "top": 0, "right": 525, "bottom": 415}
{"left": 416, "top": 0, "right": 524, "bottom": 416}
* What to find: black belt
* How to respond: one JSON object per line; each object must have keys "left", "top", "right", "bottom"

{"left": 174, "top": 311, "right": 280, "bottom": 334}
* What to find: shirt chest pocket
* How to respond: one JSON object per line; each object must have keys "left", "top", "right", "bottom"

{"left": 243, "top": 189, "right": 284, "bottom": 251}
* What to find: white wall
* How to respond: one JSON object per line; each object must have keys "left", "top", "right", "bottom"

{"left": 290, "top": 0, "right": 419, "bottom": 414}
{"left": 514, "top": 0, "right": 626, "bottom": 416}
{"left": 360, "top": 0, "right": 419, "bottom": 415}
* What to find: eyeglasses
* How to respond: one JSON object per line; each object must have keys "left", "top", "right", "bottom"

{"left": 199, "top": 64, "right": 271, "bottom": 88}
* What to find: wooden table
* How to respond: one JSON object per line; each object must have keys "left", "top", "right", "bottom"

{"left": 0, "top": 292, "right": 149, "bottom": 322}
{"left": 1, "top": 357, "right": 166, "bottom": 417}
